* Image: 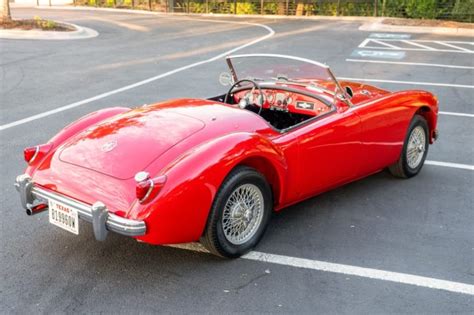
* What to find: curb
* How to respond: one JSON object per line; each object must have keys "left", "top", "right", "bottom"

{"left": 20, "top": 4, "right": 383, "bottom": 22}
{"left": 0, "top": 20, "right": 98, "bottom": 40}
{"left": 360, "top": 20, "right": 474, "bottom": 37}
{"left": 11, "top": 4, "right": 474, "bottom": 37}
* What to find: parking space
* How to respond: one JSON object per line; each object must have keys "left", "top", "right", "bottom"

{"left": 1, "top": 7, "right": 473, "bottom": 313}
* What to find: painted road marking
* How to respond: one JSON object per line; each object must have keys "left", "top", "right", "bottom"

{"left": 0, "top": 19, "right": 274, "bottom": 131}
{"left": 425, "top": 161, "right": 474, "bottom": 171}
{"left": 435, "top": 41, "right": 473, "bottom": 53}
{"left": 338, "top": 77, "right": 474, "bottom": 89}
{"left": 2, "top": 16, "right": 472, "bottom": 131}
{"left": 345, "top": 59, "right": 474, "bottom": 70}
{"left": 401, "top": 40, "right": 436, "bottom": 51}
{"left": 370, "top": 39, "right": 401, "bottom": 49}
{"left": 243, "top": 252, "right": 474, "bottom": 296}
{"left": 350, "top": 49, "right": 406, "bottom": 59}
{"left": 168, "top": 243, "right": 474, "bottom": 296}
{"left": 359, "top": 39, "right": 474, "bottom": 54}
{"left": 2, "top": 75, "right": 471, "bottom": 131}
{"left": 369, "top": 33, "right": 411, "bottom": 39}
{"left": 439, "top": 111, "right": 474, "bottom": 118}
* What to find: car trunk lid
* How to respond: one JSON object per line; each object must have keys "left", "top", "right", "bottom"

{"left": 58, "top": 109, "right": 205, "bottom": 179}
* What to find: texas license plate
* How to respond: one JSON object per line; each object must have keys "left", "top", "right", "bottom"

{"left": 49, "top": 199, "right": 79, "bottom": 235}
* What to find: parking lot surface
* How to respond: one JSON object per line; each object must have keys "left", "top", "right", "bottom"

{"left": 1, "top": 7, "right": 473, "bottom": 313}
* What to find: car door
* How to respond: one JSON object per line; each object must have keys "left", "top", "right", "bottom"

{"left": 283, "top": 106, "right": 364, "bottom": 200}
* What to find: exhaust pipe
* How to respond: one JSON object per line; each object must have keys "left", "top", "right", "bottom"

{"left": 26, "top": 203, "right": 48, "bottom": 216}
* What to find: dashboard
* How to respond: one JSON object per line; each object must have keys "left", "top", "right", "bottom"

{"left": 233, "top": 88, "right": 332, "bottom": 117}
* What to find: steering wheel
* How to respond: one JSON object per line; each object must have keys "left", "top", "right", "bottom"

{"left": 224, "top": 79, "right": 265, "bottom": 115}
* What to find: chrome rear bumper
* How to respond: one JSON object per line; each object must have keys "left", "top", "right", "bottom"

{"left": 14, "top": 174, "right": 146, "bottom": 241}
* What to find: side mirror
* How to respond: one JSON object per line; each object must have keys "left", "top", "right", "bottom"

{"left": 219, "top": 72, "right": 233, "bottom": 86}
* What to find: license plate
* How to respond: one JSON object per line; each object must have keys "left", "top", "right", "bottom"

{"left": 49, "top": 199, "right": 79, "bottom": 235}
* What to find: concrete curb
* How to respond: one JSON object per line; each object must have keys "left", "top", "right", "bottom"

{"left": 11, "top": 4, "right": 474, "bottom": 37}
{"left": 17, "top": 4, "right": 383, "bottom": 22}
{"left": 360, "top": 20, "right": 474, "bottom": 37}
{"left": 0, "top": 20, "right": 98, "bottom": 40}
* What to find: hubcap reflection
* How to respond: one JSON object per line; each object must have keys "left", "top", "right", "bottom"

{"left": 222, "top": 184, "right": 264, "bottom": 245}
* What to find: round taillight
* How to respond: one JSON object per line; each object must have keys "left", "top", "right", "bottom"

{"left": 24, "top": 146, "right": 39, "bottom": 164}
{"left": 134, "top": 172, "right": 166, "bottom": 204}
{"left": 136, "top": 179, "right": 154, "bottom": 203}
{"left": 24, "top": 144, "right": 53, "bottom": 164}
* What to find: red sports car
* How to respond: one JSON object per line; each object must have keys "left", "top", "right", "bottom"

{"left": 15, "top": 54, "right": 439, "bottom": 258}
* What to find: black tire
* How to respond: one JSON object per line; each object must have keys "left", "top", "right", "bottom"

{"left": 389, "top": 114, "right": 429, "bottom": 178}
{"left": 201, "top": 166, "right": 272, "bottom": 258}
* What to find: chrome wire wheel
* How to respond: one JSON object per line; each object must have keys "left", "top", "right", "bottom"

{"left": 406, "top": 125, "right": 426, "bottom": 169}
{"left": 222, "top": 183, "right": 264, "bottom": 245}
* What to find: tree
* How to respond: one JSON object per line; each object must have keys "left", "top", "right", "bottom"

{"left": 1, "top": 0, "right": 11, "bottom": 22}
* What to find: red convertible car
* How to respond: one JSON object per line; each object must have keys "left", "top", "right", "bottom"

{"left": 15, "top": 54, "right": 438, "bottom": 258}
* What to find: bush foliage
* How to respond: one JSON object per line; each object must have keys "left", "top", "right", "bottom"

{"left": 79, "top": 0, "right": 473, "bottom": 22}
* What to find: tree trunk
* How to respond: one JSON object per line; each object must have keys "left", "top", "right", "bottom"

{"left": 1, "top": 0, "right": 12, "bottom": 22}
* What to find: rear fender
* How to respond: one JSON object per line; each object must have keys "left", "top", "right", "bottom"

{"left": 133, "top": 132, "right": 287, "bottom": 245}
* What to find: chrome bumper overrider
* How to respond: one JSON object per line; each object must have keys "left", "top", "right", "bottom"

{"left": 14, "top": 174, "right": 146, "bottom": 241}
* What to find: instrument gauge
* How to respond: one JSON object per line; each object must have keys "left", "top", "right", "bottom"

{"left": 276, "top": 93, "right": 285, "bottom": 105}
{"left": 266, "top": 92, "right": 274, "bottom": 103}
{"left": 286, "top": 96, "right": 293, "bottom": 105}
{"left": 244, "top": 92, "right": 253, "bottom": 102}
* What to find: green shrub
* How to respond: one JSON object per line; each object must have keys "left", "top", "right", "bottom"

{"left": 451, "top": 0, "right": 473, "bottom": 22}
{"left": 84, "top": 0, "right": 473, "bottom": 22}
{"left": 404, "top": 0, "right": 437, "bottom": 19}
{"left": 263, "top": 2, "right": 278, "bottom": 14}
{"left": 236, "top": 1, "right": 257, "bottom": 14}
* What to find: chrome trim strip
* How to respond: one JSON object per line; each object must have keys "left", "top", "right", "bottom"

{"left": 138, "top": 179, "right": 154, "bottom": 204}
{"left": 15, "top": 175, "right": 146, "bottom": 239}
{"left": 227, "top": 53, "right": 330, "bottom": 69}
{"left": 226, "top": 53, "right": 353, "bottom": 107}
{"left": 327, "top": 68, "right": 354, "bottom": 107}
{"left": 29, "top": 146, "right": 40, "bottom": 164}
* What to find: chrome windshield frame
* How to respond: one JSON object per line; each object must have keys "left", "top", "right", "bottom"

{"left": 226, "top": 53, "right": 353, "bottom": 107}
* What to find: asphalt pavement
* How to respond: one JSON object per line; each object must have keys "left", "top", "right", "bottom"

{"left": 1, "top": 7, "right": 473, "bottom": 314}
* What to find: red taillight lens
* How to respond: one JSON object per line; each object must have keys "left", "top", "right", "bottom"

{"left": 135, "top": 175, "right": 166, "bottom": 204}
{"left": 24, "top": 146, "right": 39, "bottom": 163}
{"left": 24, "top": 144, "right": 53, "bottom": 164}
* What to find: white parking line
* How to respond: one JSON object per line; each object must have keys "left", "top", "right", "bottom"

{"left": 435, "top": 41, "right": 472, "bottom": 53}
{"left": 425, "top": 161, "right": 474, "bottom": 171}
{"left": 2, "top": 20, "right": 473, "bottom": 131}
{"left": 359, "top": 39, "right": 474, "bottom": 54}
{"left": 244, "top": 252, "right": 474, "bottom": 296}
{"left": 0, "top": 19, "right": 274, "bottom": 132}
{"left": 168, "top": 243, "right": 474, "bottom": 296}
{"left": 370, "top": 39, "right": 401, "bottom": 49}
{"left": 439, "top": 111, "right": 474, "bottom": 118}
{"left": 345, "top": 59, "right": 474, "bottom": 70}
{"left": 401, "top": 40, "right": 436, "bottom": 51}
{"left": 339, "top": 77, "right": 474, "bottom": 89}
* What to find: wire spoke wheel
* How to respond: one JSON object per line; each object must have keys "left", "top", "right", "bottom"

{"left": 201, "top": 166, "right": 272, "bottom": 258}
{"left": 222, "top": 183, "right": 264, "bottom": 245}
{"left": 406, "top": 125, "right": 426, "bottom": 169}
{"left": 388, "top": 115, "right": 429, "bottom": 179}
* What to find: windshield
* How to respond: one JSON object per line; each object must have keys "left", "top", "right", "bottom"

{"left": 226, "top": 54, "right": 344, "bottom": 99}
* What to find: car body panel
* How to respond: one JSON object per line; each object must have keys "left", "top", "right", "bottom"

{"left": 58, "top": 109, "right": 205, "bottom": 179}
{"left": 18, "top": 55, "right": 438, "bottom": 245}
